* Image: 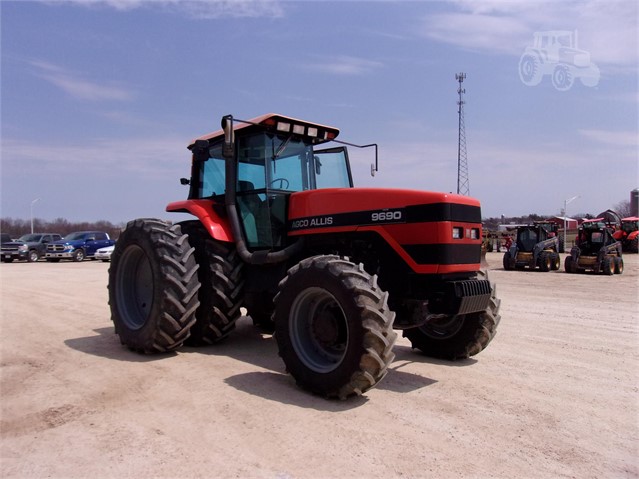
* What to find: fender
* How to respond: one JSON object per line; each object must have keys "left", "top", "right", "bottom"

{"left": 612, "top": 230, "right": 624, "bottom": 240}
{"left": 628, "top": 230, "right": 639, "bottom": 241}
{"left": 166, "top": 199, "right": 234, "bottom": 242}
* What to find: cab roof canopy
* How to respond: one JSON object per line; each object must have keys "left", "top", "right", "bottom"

{"left": 189, "top": 113, "right": 340, "bottom": 149}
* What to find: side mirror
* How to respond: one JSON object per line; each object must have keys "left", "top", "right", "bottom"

{"left": 180, "top": 178, "right": 190, "bottom": 185}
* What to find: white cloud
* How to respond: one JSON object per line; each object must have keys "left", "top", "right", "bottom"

{"left": 305, "top": 55, "right": 384, "bottom": 76}
{"left": 57, "top": 0, "right": 285, "bottom": 18}
{"left": 578, "top": 129, "right": 639, "bottom": 148}
{"left": 28, "top": 60, "right": 133, "bottom": 101}
{"left": 349, "top": 129, "right": 637, "bottom": 218}
{"left": 419, "top": 0, "right": 638, "bottom": 68}
{"left": 1, "top": 136, "right": 187, "bottom": 178}
{"left": 420, "top": 12, "right": 529, "bottom": 55}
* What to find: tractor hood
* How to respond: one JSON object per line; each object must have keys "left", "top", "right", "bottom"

{"left": 287, "top": 188, "right": 483, "bottom": 274}
{"left": 287, "top": 188, "right": 481, "bottom": 229}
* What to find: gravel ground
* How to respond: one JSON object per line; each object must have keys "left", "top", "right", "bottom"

{"left": 1, "top": 252, "right": 638, "bottom": 478}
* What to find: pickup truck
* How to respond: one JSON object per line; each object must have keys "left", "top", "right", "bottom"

{"left": 2, "top": 233, "right": 63, "bottom": 262}
{"left": 45, "top": 231, "right": 115, "bottom": 262}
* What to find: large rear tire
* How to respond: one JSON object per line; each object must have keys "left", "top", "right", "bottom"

{"left": 108, "top": 218, "right": 200, "bottom": 353}
{"left": 564, "top": 255, "right": 576, "bottom": 273}
{"left": 178, "top": 221, "right": 244, "bottom": 345}
{"left": 274, "top": 255, "right": 396, "bottom": 399}
{"left": 403, "top": 270, "right": 501, "bottom": 360}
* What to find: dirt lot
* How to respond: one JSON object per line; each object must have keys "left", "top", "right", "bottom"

{"left": 1, "top": 252, "right": 637, "bottom": 478}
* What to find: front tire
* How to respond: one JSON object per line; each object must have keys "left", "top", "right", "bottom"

{"left": 28, "top": 250, "right": 40, "bottom": 262}
{"left": 552, "top": 64, "right": 574, "bottom": 91}
{"left": 403, "top": 270, "right": 501, "bottom": 360}
{"left": 538, "top": 252, "right": 551, "bottom": 272}
{"left": 502, "top": 251, "right": 514, "bottom": 270}
{"left": 72, "top": 249, "right": 85, "bottom": 262}
{"left": 613, "top": 257, "right": 624, "bottom": 274}
{"left": 602, "top": 257, "right": 614, "bottom": 275}
{"left": 108, "top": 218, "right": 200, "bottom": 353}
{"left": 274, "top": 255, "right": 396, "bottom": 399}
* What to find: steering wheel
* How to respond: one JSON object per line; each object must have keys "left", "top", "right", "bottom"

{"left": 270, "top": 178, "right": 290, "bottom": 189}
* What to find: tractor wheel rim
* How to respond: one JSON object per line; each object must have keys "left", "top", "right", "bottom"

{"left": 116, "top": 245, "right": 153, "bottom": 330}
{"left": 419, "top": 314, "right": 465, "bottom": 340}
{"left": 289, "top": 287, "right": 347, "bottom": 373}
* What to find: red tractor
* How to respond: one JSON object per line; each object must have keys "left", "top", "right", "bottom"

{"left": 108, "top": 113, "right": 501, "bottom": 399}
{"left": 612, "top": 217, "right": 639, "bottom": 253}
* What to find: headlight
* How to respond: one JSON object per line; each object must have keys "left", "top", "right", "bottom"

{"left": 470, "top": 228, "right": 480, "bottom": 240}
{"left": 18, "top": 245, "right": 28, "bottom": 252}
{"left": 452, "top": 227, "right": 463, "bottom": 239}
{"left": 66, "top": 245, "right": 75, "bottom": 252}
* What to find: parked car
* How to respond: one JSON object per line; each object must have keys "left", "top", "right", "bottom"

{"left": 1, "top": 233, "right": 63, "bottom": 262}
{"left": 94, "top": 244, "right": 115, "bottom": 262}
{"left": 1, "top": 233, "right": 12, "bottom": 244}
{"left": 45, "top": 231, "right": 115, "bottom": 262}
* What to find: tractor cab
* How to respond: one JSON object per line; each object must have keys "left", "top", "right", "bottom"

{"left": 185, "top": 114, "right": 352, "bottom": 252}
{"left": 620, "top": 217, "right": 639, "bottom": 235}
{"left": 576, "top": 220, "right": 616, "bottom": 254}
{"left": 612, "top": 217, "right": 639, "bottom": 253}
{"left": 516, "top": 223, "right": 555, "bottom": 252}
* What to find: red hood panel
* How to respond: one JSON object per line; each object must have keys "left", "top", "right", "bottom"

{"left": 289, "top": 188, "right": 480, "bottom": 218}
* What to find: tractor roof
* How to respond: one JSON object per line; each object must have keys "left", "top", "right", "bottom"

{"left": 622, "top": 216, "right": 639, "bottom": 221}
{"left": 190, "top": 113, "right": 340, "bottom": 148}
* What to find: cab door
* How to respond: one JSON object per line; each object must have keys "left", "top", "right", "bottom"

{"left": 311, "top": 147, "right": 353, "bottom": 189}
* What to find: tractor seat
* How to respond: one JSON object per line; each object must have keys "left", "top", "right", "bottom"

{"left": 237, "top": 181, "right": 271, "bottom": 248}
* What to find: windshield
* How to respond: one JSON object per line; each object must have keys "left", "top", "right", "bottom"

{"left": 193, "top": 131, "right": 351, "bottom": 200}
{"left": 622, "top": 221, "right": 638, "bottom": 233}
{"left": 18, "top": 234, "right": 42, "bottom": 242}
{"left": 64, "top": 232, "right": 87, "bottom": 241}
{"left": 237, "top": 132, "right": 313, "bottom": 192}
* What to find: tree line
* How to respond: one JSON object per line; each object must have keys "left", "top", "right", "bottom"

{"left": 483, "top": 199, "right": 633, "bottom": 231}
{"left": 1, "top": 199, "right": 632, "bottom": 240}
{"left": 0, "top": 218, "right": 125, "bottom": 240}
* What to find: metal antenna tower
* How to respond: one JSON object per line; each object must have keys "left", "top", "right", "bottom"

{"left": 456, "top": 72, "right": 469, "bottom": 196}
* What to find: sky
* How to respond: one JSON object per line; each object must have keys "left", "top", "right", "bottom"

{"left": 1, "top": 0, "right": 638, "bottom": 225}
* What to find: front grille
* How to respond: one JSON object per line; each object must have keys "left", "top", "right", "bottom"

{"left": 1, "top": 245, "right": 19, "bottom": 252}
{"left": 47, "top": 244, "right": 66, "bottom": 252}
